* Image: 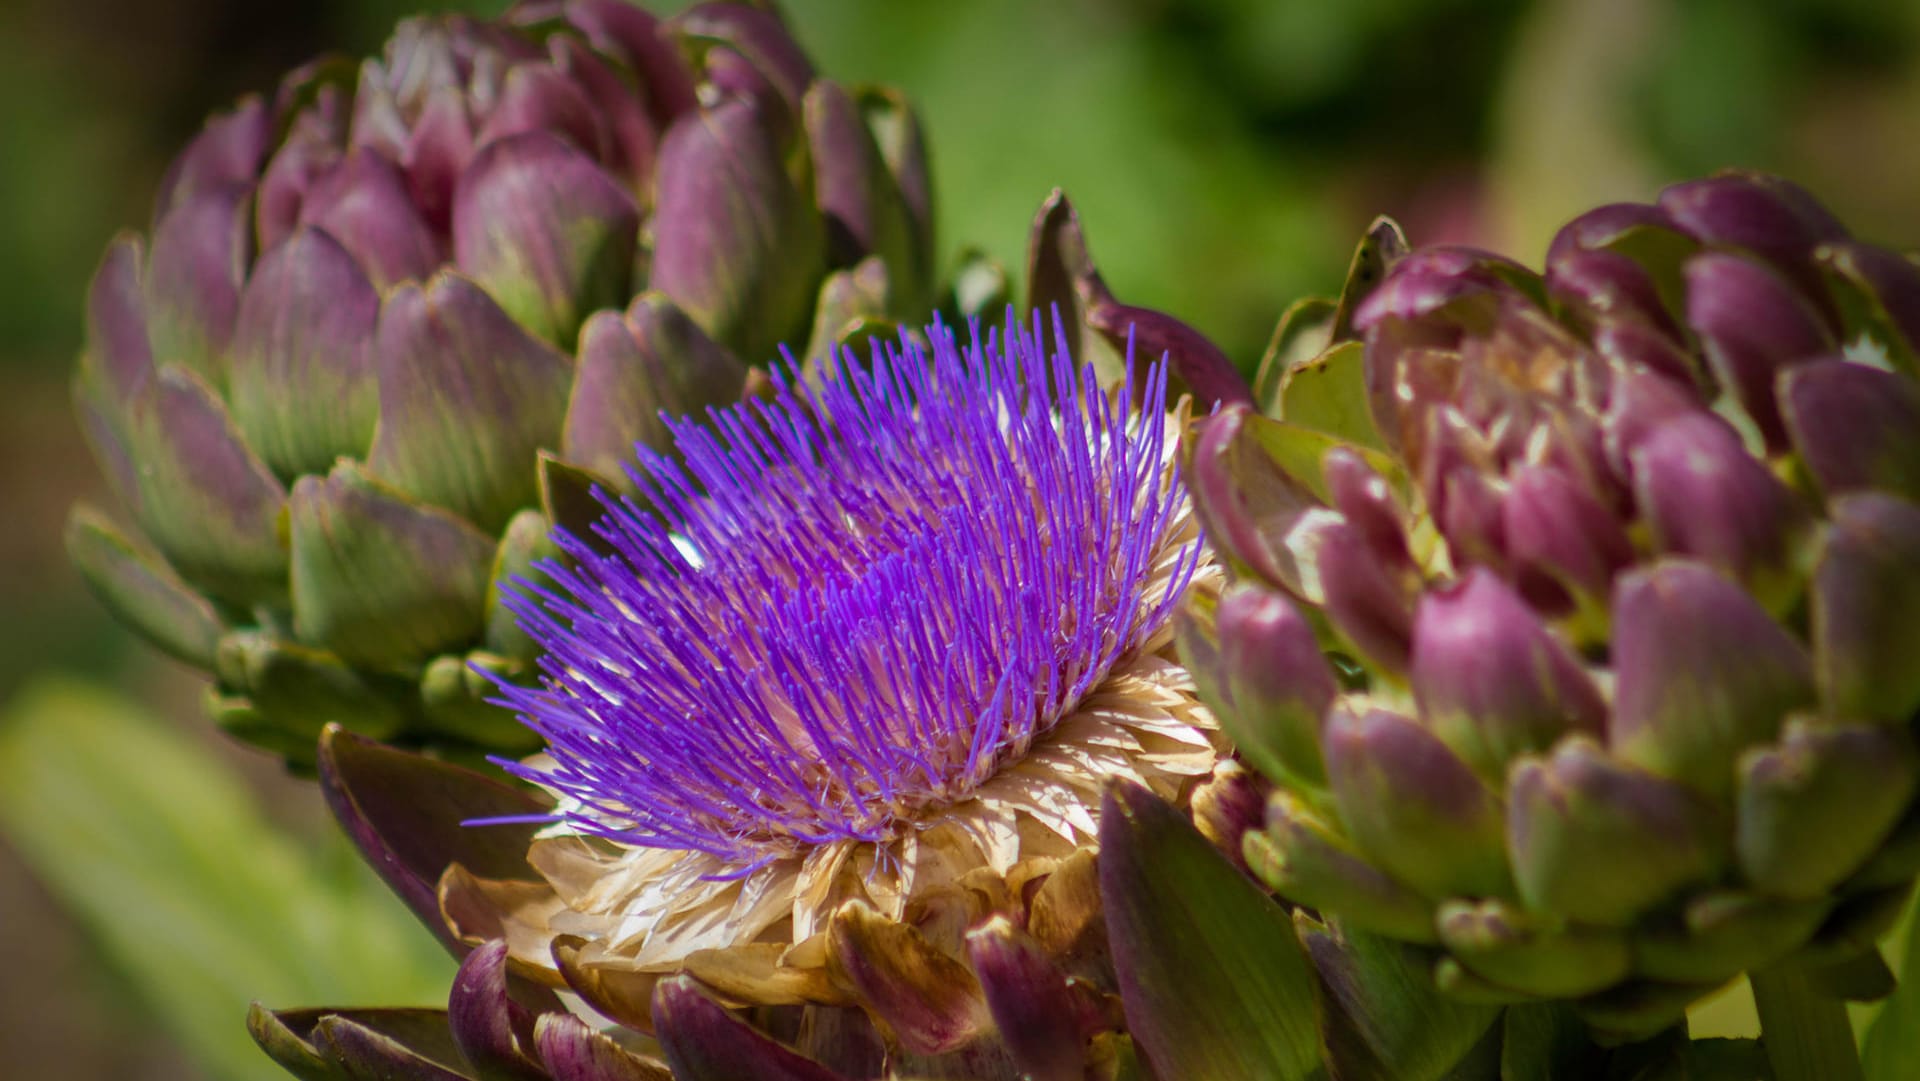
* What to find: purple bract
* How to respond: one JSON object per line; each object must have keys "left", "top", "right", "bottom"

{"left": 494, "top": 318, "right": 1200, "bottom": 870}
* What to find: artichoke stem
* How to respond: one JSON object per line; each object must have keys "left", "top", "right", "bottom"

{"left": 1749, "top": 963, "right": 1865, "bottom": 1081}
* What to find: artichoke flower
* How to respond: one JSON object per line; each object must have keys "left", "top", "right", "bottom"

{"left": 253, "top": 316, "right": 1237, "bottom": 1081}
{"left": 66, "top": 0, "right": 945, "bottom": 764}
{"left": 1180, "top": 171, "right": 1920, "bottom": 1049}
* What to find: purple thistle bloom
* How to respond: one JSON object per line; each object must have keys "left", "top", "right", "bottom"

{"left": 493, "top": 316, "right": 1203, "bottom": 874}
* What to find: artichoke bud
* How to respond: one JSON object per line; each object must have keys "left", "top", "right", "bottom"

{"left": 1193, "top": 170, "right": 1920, "bottom": 1022}
{"left": 68, "top": 0, "right": 942, "bottom": 761}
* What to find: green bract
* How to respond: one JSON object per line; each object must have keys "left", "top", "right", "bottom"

{"left": 1180, "top": 171, "right": 1920, "bottom": 1047}
{"left": 67, "top": 0, "right": 963, "bottom": 765}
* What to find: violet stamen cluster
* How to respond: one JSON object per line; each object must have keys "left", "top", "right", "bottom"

{"left": 495, "top": 317, "right": 1201, "bottom": 871}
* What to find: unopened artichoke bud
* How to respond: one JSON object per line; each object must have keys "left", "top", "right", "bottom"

{"left": 67, "top": 1, "right": 944, "bottom": 764}
{"left": 255, "top": 320, "right": 1230, "bottom": 1081}
{"left": 1186, "top": 171, "right": 1920, "bottom": 1029}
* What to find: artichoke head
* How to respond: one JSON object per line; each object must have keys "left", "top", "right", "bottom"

{"left": 1182, "top": 171, "right": 1920, "bottom": 1040}
{"left": 67, "top": 0, "right": 949, "bottom": 766}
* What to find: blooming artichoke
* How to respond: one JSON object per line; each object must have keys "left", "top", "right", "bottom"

{"left": 249, "top": 315, "right": 1250, "bottom": 1081}
{"left": 66, "top": 0, "right": 947, "bottom": 765}
{"left": 1180, "top": 171, "right": 1920, "bottom": 1051}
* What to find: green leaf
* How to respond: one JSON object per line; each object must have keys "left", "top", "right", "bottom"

{"left": 1328, "top": 217, "right": 1410, "bottom": 341}
{"left": 1276, "top": 341, "right": 1386, "bottom": 452}
{"left": 1254, "top": 296, "right": 1335, "bottom": 412}
{"left": 1500, "top": 1003, "right": 1599, "bottom": 1080}
{"left": 0, "top": 678, "right": 456, "bottom": 1081}
{"left": 1299, "top": 915, "right": 1501, "bottom": 1081}
{"left": 1682, "top": 1038, "right": 1775, "bottom": 1080}
{"left": 1598, "top": 1027, "right": 1692, "bottom": 1081}
{"left": 1099, "top": 780, "right": 1327, "bottom": 1081}
{"left": 1238, "top": 409, "right": 1404, "bottom": 507}
{"left": 1860, "top": 888, "right": 1920, "bottom": 1080}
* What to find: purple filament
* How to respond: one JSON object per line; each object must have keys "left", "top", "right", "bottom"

{"left": 493, "top": 315, "right": 1200, "bottom": 870}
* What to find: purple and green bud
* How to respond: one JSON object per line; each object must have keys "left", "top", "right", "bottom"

{"left": 1180, "top": 170, "right": 1920, "bottom": 1035}
{"left": 67, "top": 1, "right": 945, "bottom": 763}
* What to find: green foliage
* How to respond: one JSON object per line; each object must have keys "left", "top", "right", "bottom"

{"left": 1100, "top": 782, "right": 1327, "bottom": 1081}
{"left": 1859, "top": 892, "right": 1920, "bottom": 1080}
{"left": 0, "top": 679, "right": 456, "bottom": 1081}
{"left": 1304, "top": 918, "right": 1503, "bottom": 1079}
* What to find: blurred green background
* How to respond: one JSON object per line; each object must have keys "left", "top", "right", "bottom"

{"left": 3, "top": 0, "right": 1919, "bottom": 1077}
